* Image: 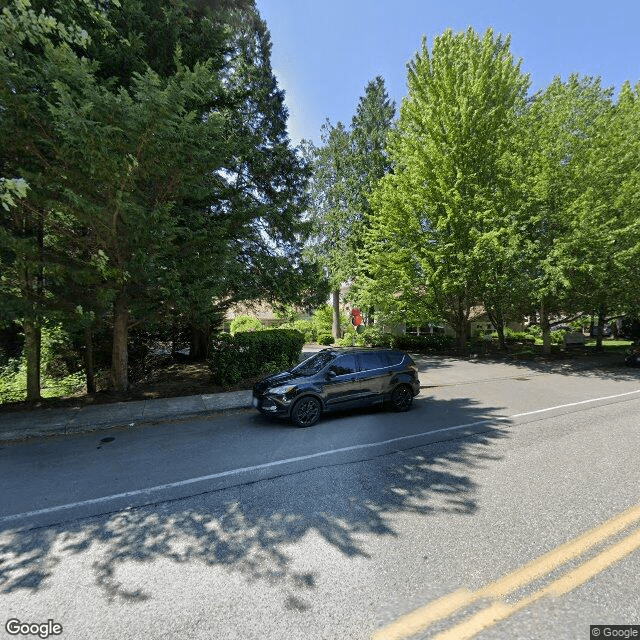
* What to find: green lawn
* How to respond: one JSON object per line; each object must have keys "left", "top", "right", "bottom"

{"left": 583, "top": 338, "right": 634, "bottom": 352}
{"left": 532, "top": 337, "right": 633, "bottom": 352}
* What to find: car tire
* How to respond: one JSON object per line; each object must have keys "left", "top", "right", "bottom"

{"left": 291, "top": 396, "right": 322, "bottom": 427}
{"left": 390, "top": 384, "right": 413, "bottom": 412}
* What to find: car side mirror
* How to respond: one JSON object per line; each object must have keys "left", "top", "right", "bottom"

{"left": 326, "top": 370, "right": 336, "bottom": 379}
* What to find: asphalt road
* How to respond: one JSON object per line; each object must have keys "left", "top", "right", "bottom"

{"left": 1, "top": 358, "right": 639, "bottom": 639}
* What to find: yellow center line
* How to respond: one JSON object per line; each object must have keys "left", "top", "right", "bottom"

{"left": 432, "top": 525, "right": 640, "bottom": 640}
{"left": 372, "top": 503, "right": 640, "bottom": 640}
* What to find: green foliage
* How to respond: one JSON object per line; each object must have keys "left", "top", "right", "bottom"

{"left": 365, "top": 28, "right": 530, "bottom": 350}
{"left": 1, "top": 0, "right": 318, "bottom": 395}
{"left": 273, "top": 305, "right": 300, "bottom": 323}
{"left": 361, "top": 326, "right": 395, "bottom": 348}
{"left": 0, "top": 358, "right": 26, "bottom": 403}
{"left": 229, "top": 315, "right": 264, "bottom": 335}
{"left": 208, "top": 329, "right": 305, "bottom": 385}
{"left": 276, "top": 319, "right": 316, "bottom": 342}
{"left": 316, "top": 333, "right": 334, "bottom": 346}
{"left": 550, "top": 330, "right": 568, "bottom": 345}
{"left": 312, "top": 305, "right": 347, "bottom": 337}
{"left": 518, "top": 74, "right": 619, "bottom": 352}
{"left": 304, "top": 76, "right": 395, "bottom": 318}
{"left": 490, "top": 328, "right": 536, "bottom": 344}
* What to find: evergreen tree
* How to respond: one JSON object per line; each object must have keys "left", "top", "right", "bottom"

{"left": 1, "top": 0, "right": 316, "bottom": 394}
{"left": 306, "top": 77, "right": 395, "bottom": 337}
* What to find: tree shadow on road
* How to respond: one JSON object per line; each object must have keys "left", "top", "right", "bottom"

{"left": 0, "top": 396, "right": 509, "bottom": 612}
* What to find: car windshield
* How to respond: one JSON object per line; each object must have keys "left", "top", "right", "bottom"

{"left": 290, "top": 351, "right": 336, "bottom": 376}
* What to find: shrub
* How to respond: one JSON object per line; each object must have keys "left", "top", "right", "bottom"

{"left": 316, "top": 333, "right": 334, "bottom": 346}
{"left": 361, "top": 326, "right": 395, "bottom": 348}
{"left": 491, "top": 328, "right": 535, "bottom": 345}
{"left": 336, "top": 334, "right": 355, "bottom": 347}
{"left": 229, "top": 315, "right": 264, "bottom": 336}
{"left": 504, "top": 328, "right": 536, "bottom": 344}
{"left": 291, "top": 319, "right": 315, "bottom": 343}
{"left": 0, "top": 358, "right": 26, "bottom": 403}
{"left": 209, "top": 329, "right": 304, "bottom": 385}
{"left": 526, "top": 325, "right": 541, "bottom": 337}
{"left": 312, "top": 304, "right": 348, "bottom": 338}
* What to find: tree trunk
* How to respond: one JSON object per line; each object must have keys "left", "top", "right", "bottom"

{"left": 452, "top": 314, "right": 468, "bottom": 353}
{"left": 24, "top": 317, "right": 41, "bottom": 401}
{"left": 331, "top": 289, "right": 341, "bottom": 339}
{"left": 111, "top": 292, "right": 129, "bottom": 392}
{"left": 487, "top": 308, "right": 506, "bottom": 350}
{"left": 541, "top": 305, "right": 551, "bottom": 355}
{"left": 83, "top": 326, "right": 96, "bottom": 394}
{"left": 595, "top": 307, "right": 606, "bottom": 351}
{"left": 189, "top": 324, "right": 210, "bottom": 361}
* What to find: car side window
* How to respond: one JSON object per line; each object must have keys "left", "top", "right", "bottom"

{"left": 382, "top": 352, "right": 404, "bottom": 366}
{"left": 329, "top": 354, "right": 359, "bottom": 376}
{"left": 358, "top": 352, "right": 387, "bottom": 371}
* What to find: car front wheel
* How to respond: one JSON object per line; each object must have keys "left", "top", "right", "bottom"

{"left": 391, "top": 384, "right": 413, "bottom": 412}
{"left": 291, "top": 396, "right": 322, "bottom": 427}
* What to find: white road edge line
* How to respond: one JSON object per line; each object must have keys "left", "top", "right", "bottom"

{"left": 3, "top": 389, "right": 639, "bottom": 524}
{"left": 511, "top": 389, "right": 640, "bottom": 417}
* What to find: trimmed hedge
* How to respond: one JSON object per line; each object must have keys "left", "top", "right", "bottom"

{"left": 209, "top": 329, "right": 305, "bottom": 385}
{"left": 317, "top": 333, "right": 334, "bottom": 346}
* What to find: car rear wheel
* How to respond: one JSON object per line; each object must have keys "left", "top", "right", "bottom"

{"left": 291, "top": 396, "right": 322, "bottom": 427}
{"left": 391, "top": 384, "right": 413, "bottom": 412}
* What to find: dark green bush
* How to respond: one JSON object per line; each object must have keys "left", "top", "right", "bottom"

{"left": 361, "top": 326, "right": 395, "bottom": 348}
{"left": 505, "top": 329, "right": 536, "bottom": 344}
{"left": 391, "top": 333, "right": 456, "bottom": 352}
{"left": 491, "top": 328, "right": 536, "bottom": 344}
{"left": 317, "top": 333, "right": 334, "bottom": 346}
{"left": 209, "top": 329, "right": 305, "bottom": 385}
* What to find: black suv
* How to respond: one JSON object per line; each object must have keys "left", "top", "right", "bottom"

{"left": 252, "top": 348, "right": 420, "bottom": 427}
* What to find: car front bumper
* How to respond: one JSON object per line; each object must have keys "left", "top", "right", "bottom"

{"left": 252, "top": 393, "right": 293, "bottom": 418}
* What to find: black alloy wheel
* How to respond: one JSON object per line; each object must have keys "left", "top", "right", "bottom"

{"left": 291, "top": 396, "right": 322, "bottom": 427}
{"left": 391, "top": 384, "right": 413, "bottom": 412}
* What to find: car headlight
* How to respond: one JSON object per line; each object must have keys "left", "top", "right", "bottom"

{"left": 267, "top": 384, "right": 296, "bottom": 395}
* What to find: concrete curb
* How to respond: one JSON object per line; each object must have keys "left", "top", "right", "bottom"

{"left": 0, "top": 390, "right": 253, "bottom": 444}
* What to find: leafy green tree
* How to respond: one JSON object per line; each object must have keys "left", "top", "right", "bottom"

{"left": 519, "top": 75, "right": 613, "bottom": 353}
{"left": 559, "top": 81, "right": 640, "bottom": 348}
{"left": 366, "top": 28, "right": 530, "bottom": 350}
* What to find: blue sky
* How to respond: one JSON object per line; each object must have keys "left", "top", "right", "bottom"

{"left": 255, "top": 0, "right": 640, "bottom": 147}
